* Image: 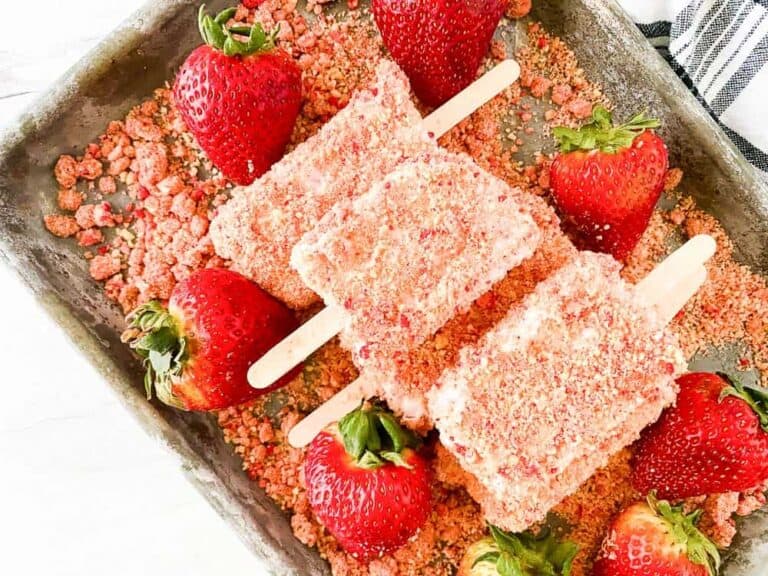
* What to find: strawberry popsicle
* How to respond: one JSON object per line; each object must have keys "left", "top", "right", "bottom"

{"left": 290, "top": 148, "right": 541, "bottom": 376}
{"left": 427, "top": 251, "right": 686, "bottom": 531}
{"left": 363, "top": 194, "right": 575, "bottom": 429}
{"left": 210, "top": 60, "right": 435, "bottom": 309}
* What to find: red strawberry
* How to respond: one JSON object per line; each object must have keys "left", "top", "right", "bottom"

{"left": 122, "top": 268, "right": 300, "bottom": 411}
{"left": 173, "top": 6, "right": 302, "bottom": 185}
{"left": 550, "top": 107, "right": 668, "bottom": 259}
{"left": 633, "top": 372, "right": 768, "bottom": 499}
{"left": 372, "top": 0, "right": 506, "bottom": 107}
{"left": 304, "top": 405, "right": 431, "bottom": 560}
{"left": 593, "top": 495, "right": 720, "bottom": 576}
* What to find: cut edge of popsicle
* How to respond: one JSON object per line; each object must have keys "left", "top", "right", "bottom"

{"left": 248, "top": 306, "right": 345, "bottom": 390}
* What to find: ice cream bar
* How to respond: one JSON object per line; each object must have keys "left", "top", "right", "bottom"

{"left": 426, "top": 251, "right": 686, "bottom": 531}
{"left": 291, "top": 148, "right": 542, "bottom": 373}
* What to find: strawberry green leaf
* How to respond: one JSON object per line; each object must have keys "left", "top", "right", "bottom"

{"left": 148, "top": 350, "right": 172, "bottom": 375}
{"left": 465, "top": 539, "right": 504, "bottom": 575}
{"left": 357, "top": 450, "right": 385, "bottom": 470}
{"left": 197, "top": 4, "right": 277, "bottom": 57}
{"left": 339, "top": 408, "right": 379, "bottom": 460}
{"left": 143, "top": 366, "right": 155, "bottom": 400}
{"left": 592, "top": 106, "right": 612, "bottom": 128}
{"left": 122, "top": 301, "right": 187, "bottom": 410}
{"left": 135, "top": 326, "right": 177, "bottom": 356}
{"left": 496, "top": 552, "right": 523, "bottom": 576}
{"left": 248, "top": 24, "right": 267, "bottom": 51}
{"left": 199, "top": 9, "right": 226, "bottom": 49}
{"left": 380, "top": 450, "right": 413, "bottom": 469}
{"left": 472, "top": 550, "right": 501, "bottom": 569}
{"left": 337, "top": 404, "right": 419, "bottom": 470}
{"left": 649, "top": 493, "right": 720, "bottom": 576}
{"left": 214, "top": 6, "right": 237, "bottom": 25}
{"left": 480, "top": 525, "right": 577, "bottom": 576}
{"left": 553, "top": 105, "right": 661, "bottom": 154}
{"left": 377, "top": 410, "right": 415, "bottom": 452}
{"left": 547, "top": 540, "right": 578, "bottom": 574}
{"left": 125, "top": 301, "right": 174, "bottom": 332}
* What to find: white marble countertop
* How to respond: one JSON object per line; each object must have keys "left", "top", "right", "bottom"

{"left": 0, "top": 1, "right": 267, "bottom": 574}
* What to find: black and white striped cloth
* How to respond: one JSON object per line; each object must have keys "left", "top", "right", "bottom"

{"left": 618, "top": 0, "right": 768, "bottom": 173}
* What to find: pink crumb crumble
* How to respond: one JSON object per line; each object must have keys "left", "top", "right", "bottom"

{"left": 135, "top": 142, "right": 169, "bottom": 188}
{"left": 98, "top": 176, "right": 117, "bottom": 195}
{"left": 74, "top": 204, "right": 96, "bottom": 229}
{"left": 57, "top": 188, "right": 84, "bottom": 212}
{"left": 77, "top": 155, "right": 103, "bottom": 181}
{"left": 54, "top": 155, "right": 78, "bottom": 188}
{"left": 76, "top": 228, "right": 104, "bottom": 247}
{"left": 551, "top": 83, "right": 573, "bottom": 105}
{"left": 506, "top": 0, "right": 532, "bottom": 19}
{"left": 89, "top": 254, "right": 122, "bottom": 281}
{"left": 44, "top": 214, "right": 79, "bottom": 238}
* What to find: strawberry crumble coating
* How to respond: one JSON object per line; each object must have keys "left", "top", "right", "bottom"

{"left": 292, "top": 149, "right": 541, "bottom": 370}
{"left": 428, "top": 252, "right": 686, "bottom": 531}
{"left": 210, "top": 59, "right": 435, "bottom": 309}
{"left": 41, "top": 2, "right": 768, "bottom": 574}
{"left": 366, "top": 194, "right": 574, "bottom": 427}
{"left": 43, "top": 214, "right": 80, "bottom": 238}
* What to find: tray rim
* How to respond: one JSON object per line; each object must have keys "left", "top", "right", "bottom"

{"left": 0, "top": 0, "right": 766, "bottom": 574}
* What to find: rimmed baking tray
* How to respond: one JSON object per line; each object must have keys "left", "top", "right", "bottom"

{"left": 1, "top": 0, "right": 766, "bottom": 573}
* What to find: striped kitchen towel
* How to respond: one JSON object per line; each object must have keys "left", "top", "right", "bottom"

{"left": 617, "top": 0, "right": 768, "bottom": 173}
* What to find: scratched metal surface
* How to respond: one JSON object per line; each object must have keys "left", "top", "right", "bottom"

{"left": 0, "top": 0, "right": 766, "bottom": 574}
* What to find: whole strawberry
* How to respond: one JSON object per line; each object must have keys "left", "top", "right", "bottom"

{"left": 458, "top": 525, "right": 577, "bottom": 576}
{"left": 173, "top": 5, "right": 302, "bottom": 185}
{"left": 372, "top": 0, "right": 506, "bottom": 107}
{"left": 633, "top": 372, "right": 768, "bottom": 499}
{"left": 305, "top": 405, "right": 431, "bottom": 560}
{"left": 550, "top": 107, "right": 668, "bottom": 260}
{"left": 122, "top": 268, "right": 300, "bottom": 411}
{"left": 593, "top": 495, "right": 719, "bottom": 576}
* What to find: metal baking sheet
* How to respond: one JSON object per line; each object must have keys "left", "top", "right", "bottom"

{"left": 0, "top": 0, "right": 766, "bottom": 574}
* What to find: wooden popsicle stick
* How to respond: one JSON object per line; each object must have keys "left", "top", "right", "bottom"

{"left": 421, "top": 59, "right": 521, "bottom": 138}
{"left": 287, "top": 235, "right": 717, "bottom": 448}
{"left": 654, "top": 265, "right": 707, "bottom": 325}
{"left": 247, "top": 306, "right": 345, "bottom": 390}
{"left": 635, "top": 234, "right": 715, "bottom": 305}
{"left": 248, "top": 60, "right": 522, "bottom": 391}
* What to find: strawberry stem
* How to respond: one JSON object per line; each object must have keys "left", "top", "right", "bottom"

{"left": 468, "top": 525, "right": 578, "bottom": 576}
{"left": 337, "top": 405, "right": 419, "bottom": 470}
{"left": 121, "top": 302, "right": 187, "bottom": 410}
{"left": 718, "top": 372, "right": 768, "bottom": 432}
{"left": 553, "top": 106, "right": 660, "bottom": 154}
{"left": 648, "top": 493, "right": 720, "bottom": 576}
{"left": 197, "top": 4, "right": 278, "bottom": 57}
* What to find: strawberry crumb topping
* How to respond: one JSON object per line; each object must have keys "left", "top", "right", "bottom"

{"left": 44, "top": 214, "right": 79, "bottom": 238}
{"left": 57, "top": 187, "right": 84, "bottom": 212}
